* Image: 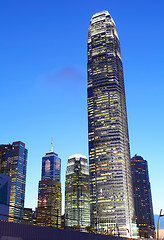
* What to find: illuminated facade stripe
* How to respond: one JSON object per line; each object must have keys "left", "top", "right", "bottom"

{"left": 87, "top": 11, "right": 137, "bottom": 237}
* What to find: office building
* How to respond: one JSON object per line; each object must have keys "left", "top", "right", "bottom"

{"left": 0, "top": 141, "right": 27, "bottom": 222}
{"left": 23, "top": 208, "right": 37, "bottom": 225}
{"left": 87, "top": 11, "right": 137, "bottom": 237}
{"left": 65, "top": 154, "right": 90, "bottom": 229}
{"left": 37, "top": 179, "right": 61, "bottom": 227}
{"left": 41, "top": 142, "right": 61, "bottom": 182}
{"left": 0, "top": 173, "right": 11, "bottom": 221}
{"left": 37, "top": 144, "right": 61, "bottom": 227}
{"left": 131, "top": 155, "right": 155, "bottom": 238}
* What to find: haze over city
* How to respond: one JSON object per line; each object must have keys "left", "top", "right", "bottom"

{"left": 0, "top": 0, "right": 164, "bottom": 232}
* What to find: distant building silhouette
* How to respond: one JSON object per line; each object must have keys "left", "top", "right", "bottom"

{"left": 65, "top": 154, "right": 90, "bottom": 228}
{"left": 131, "top": 155, "right": 155, "bottom": 238}
{"left": 37, "top": 143, "right": 61, "bottom": 227}
{"left": 0, "top": 141, "right": 27, "bottom": 222}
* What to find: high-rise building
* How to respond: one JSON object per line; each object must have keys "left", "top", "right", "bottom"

{"left": 37, "top": 144, "right": 61, "bottom": 227}
{"left": 65, "top": 154, "right": 90, "bottom": 229}
{"left": 41, "top": 142, "right": 61, "bottom": 182}
{"left": 0, "top": 141, "right": 27, "bottom": 222}
{"left": 87, "top": 11, "right": 137, "bottom": 237}
{"left": 37, "top": 179, "right": 61, "bottom": 227}
{"left": 131, "top": 155, "right": 155, "bottom": 238}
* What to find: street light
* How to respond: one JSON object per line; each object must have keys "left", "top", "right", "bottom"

{"left": 157, "top": 209, "right": 164, "bottom": 240}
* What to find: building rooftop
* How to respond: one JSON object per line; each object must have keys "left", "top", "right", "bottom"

{"left": 68, "top": 154, "right": 87, "bottom": 160}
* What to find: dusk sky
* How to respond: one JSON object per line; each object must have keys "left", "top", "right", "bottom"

{"left": 1, "top": 0, "right": 164, "bottom": 226}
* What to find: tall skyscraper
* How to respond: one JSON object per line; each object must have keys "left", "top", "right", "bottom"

{"left": 131, "top": 155, "right": 155, "bottom": 238}
{"left": 37, "top": 143, "right": 61, "bottom": 227}
{"left": 41, "top": 142, "right": 61, "bottom": 182}
{"left": 65, "top": 154, "right": 90, "bottom": 228}
{"left": 0, "top": 141, "right": 27, "bottom": 222}
{"left": 87, "top": 11, "right": 137, "bottom": 237}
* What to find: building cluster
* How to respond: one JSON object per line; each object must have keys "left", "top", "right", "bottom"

{"left": 0, "top": 10, "right": 155, "bottom": 239}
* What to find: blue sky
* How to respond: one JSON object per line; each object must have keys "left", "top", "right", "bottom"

{"left": 0, "top": 0, "right": 164, "bottom": 225}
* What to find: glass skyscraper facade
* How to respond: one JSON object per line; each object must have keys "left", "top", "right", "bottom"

{"left": 41, "top": 145, "right": 61, "bottom": 182}
{"left": 65, "top": 154, "right": 90, "bottom": 228}
{"left": 87, "top": 11, "right": 137, "bottom": 237}
{"left": 131, "top": 155, "right": 155, "bottom": 238}
{"left": 0, "top": 141, "right": 27, "bottom": 222}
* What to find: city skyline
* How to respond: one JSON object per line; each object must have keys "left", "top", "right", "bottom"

{"left": 0, "top": 0, "right": 164, "bottom": 225}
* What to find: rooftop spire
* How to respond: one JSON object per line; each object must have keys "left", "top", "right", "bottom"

{"left": 51, "top": 138, "right": 54, "bottom": 152}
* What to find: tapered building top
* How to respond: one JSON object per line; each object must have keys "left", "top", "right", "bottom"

{"left": 88, "top": 11, "right": 118, "bottom": 41}
{"left": 88, "top": 10, "right": 121, "bottom": 65}
{"left": 41, "top": 143, "right": 61, "bottom": 182}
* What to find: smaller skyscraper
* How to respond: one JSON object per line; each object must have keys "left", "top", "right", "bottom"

{"left": 0, "top": 141, "right": 27, "bottom": 222}
{"left": 37, "top": 143, "right": 61, "bottom": 227}
{"left": 131, "top": 155, "right": 155, "bottom": 238}
{"left": 65, "top": 154, "right": 90, "bottom": 229}
{"left": 37, "top": 179, "right": 61, "bottom": 227}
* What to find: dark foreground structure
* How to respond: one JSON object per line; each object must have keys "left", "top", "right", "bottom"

{"left": 0, "top": 220, "right": 131, "bottom": 240}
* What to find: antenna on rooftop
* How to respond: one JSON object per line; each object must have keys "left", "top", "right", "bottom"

{"left": 51, "top": 138, "right": 54, "bottom": 152}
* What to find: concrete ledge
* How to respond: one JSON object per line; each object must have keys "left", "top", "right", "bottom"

{"left": 0, "top": 220, "right": 129, "bottom": 240}
{"left": 1, "top": 237, "right": 22, "bottom": 240}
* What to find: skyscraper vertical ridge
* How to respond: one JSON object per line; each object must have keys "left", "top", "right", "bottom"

{"left": 87, "top": 10, "right": 137, "bottom": 237}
